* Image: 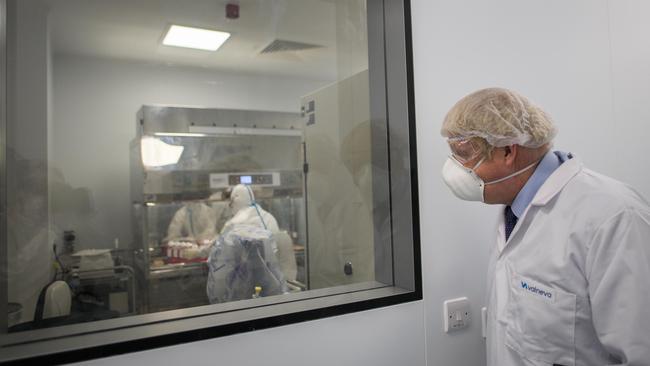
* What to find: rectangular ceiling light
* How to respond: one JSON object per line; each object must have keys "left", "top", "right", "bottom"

{"left": 162, "top": 25, "right": 230, "bottom": 51}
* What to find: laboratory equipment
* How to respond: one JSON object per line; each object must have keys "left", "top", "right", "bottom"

{"left": 130, "top": 106, "right": 307, "bottom": 313}
{"left": 63, "top": 230, "right": 76, "bottom": 254}
{"left": 301, "top": 70, "right": 381, "bottom": 289}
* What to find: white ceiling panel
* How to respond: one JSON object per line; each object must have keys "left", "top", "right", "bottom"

{"left": 46, "top": 0, "right": 368, "bottom": 79}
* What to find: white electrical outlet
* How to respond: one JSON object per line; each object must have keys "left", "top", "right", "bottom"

{"left": 443, "top": 297, "right": 470, "bottom": 333}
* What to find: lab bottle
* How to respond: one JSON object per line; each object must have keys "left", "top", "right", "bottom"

{"left": 69, "top": 268, "right": 81, "bottom": 295}
{"left": 63, "top": 230, "right": 76, "bottom": 254}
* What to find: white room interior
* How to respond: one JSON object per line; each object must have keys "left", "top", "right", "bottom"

{"left": 46, "top": 0, "right": 358, "bottom": 252}
{"left": 64, "top": 0, "right": 650, "bottom": 365}
{"left": 7, "top": 0, "right": 650, "bottom": 365}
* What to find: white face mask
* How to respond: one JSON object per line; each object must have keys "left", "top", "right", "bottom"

{"left": 441, "top": 156, "right": 539, "bottom": 202}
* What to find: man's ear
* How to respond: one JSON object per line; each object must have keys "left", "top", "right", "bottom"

{"left": 503, "top": 145, "right": 518, "bottom": 167}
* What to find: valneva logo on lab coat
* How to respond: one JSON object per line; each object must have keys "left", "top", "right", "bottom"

{"left": 520, "top": 280, "right": 555, "bottom": 303}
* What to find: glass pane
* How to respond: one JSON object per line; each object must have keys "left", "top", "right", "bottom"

{"left": 4, "top": 0, "right": 390, "bottom": 334}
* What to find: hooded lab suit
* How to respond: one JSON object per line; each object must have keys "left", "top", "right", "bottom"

{"left": 486, "top": 156, "right": 650, "bottom": 366}
{"left": 166, "top": 201, "right": 218, "bottom": 242}
{"left": 220, "top": 185, "right": 279, "bottom": 233}
{"left": 222, "top": 185, "right": 297, "bottom": 281}
{"left": 207, "top": 185, "right": 289, "bottom": 303}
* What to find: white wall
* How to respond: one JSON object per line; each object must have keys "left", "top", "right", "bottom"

{"left": 414, "top": 1, "right": 650, "bottom": 366}
{"left": 67, "top": 0, "right": 650, "bottom": 365}
{"left": 73, "top": 301, "right": 426, "bottom": 366}
{"left": 51, "top": 55, "right": 326, "bottom": 250}
{"left": 606, "top": 0, "right": 650, "bottom": 192}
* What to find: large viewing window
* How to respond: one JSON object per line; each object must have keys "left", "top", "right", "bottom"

{"left": 0, "top": 0, "right": 419, "bottom": 363}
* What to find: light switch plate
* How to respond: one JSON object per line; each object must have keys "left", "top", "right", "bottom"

{"left": 444, "top": 297, "right": 470, "bottom": 333}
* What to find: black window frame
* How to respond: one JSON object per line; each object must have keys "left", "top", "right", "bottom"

{"left": 0, "top": 0, "right": 420, "bottom": 364}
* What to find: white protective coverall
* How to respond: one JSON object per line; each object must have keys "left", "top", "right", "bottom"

{"left": 486, "top": 156, "right": 650, "bottom": 366}
{"left": 221, "top": 185, "right": 279, "bottom": 233}
{"left": 219, "top": 185, "right": 298, "bottom": 281}
{"left": 166, "top": 201, "right": 218, "bottom": 242}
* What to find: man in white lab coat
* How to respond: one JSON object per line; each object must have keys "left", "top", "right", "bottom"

{"left": 440, "top": 88, "right": 650, "bottom": 366}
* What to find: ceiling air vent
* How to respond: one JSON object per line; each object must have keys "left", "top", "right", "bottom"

{"left": 260, "top": 39, "right": 323, "bottom": 54}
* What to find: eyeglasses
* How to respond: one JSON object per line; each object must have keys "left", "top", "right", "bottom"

{"left": 446, "top": 137, "right": 483, "bottom": 164}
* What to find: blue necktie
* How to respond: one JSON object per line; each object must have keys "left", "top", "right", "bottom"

{"left": 504, "top": 206, "right": 518, "bottom": 241}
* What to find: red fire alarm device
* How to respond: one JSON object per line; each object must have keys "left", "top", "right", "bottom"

{"left": 226, "top": 3, "right": 239, "bottom": 19}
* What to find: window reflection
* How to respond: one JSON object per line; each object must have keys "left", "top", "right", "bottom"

{"left": 5, "top": 0, "right": 385, "bottom": 333}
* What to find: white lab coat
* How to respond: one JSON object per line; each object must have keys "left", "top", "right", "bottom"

{"left": 486, "top": 157, "right": 650, "bottom": 366}
{"left": 166, "top": 203, "right": 218, "bottom": 242}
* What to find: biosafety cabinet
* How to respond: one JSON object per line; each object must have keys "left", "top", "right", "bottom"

{"left": 130, "top": 106, "right": 306, "bottom": 313}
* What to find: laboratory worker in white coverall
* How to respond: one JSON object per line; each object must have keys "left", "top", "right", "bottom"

{"left": 221, "top": 184, "right": 279, "bottom": 233}
{"left": 440, "top": 88, "right": 650, "bottom": 366}
{"left": 220, "top": 184, "right": 298, "bottom": 280}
